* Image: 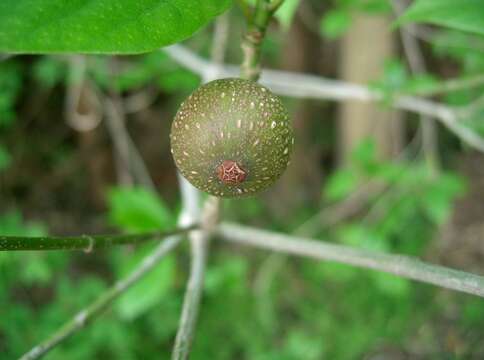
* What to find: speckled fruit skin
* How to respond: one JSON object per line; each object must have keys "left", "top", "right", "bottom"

{"left": 170, "top": 78, "right": 294, "bottom": 198}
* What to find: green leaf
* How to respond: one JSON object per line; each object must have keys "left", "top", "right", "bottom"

{"left": 398, "top": 0, "right": 484, "bottom": 37}
{"left": 116, "top": 248, "right": 176, "bottom": 320}
{"left": 274, "top": 0, "right": 301, "bottom": 31}
{"left": 0, "top": 0, "right": 232, "bottom": 54}
{"left": 107, "top": 187, "right": 174, "bottom": 232}
{"left": 324, "top": 169, "right": 359, "bottom": 201}
{"left": 0, "top": 210, "right": 46, "bottom": 236}
{"left": 32, "top": 56, "right": 68, "bottom": 88}
{"left": 320, "top": 9, "right": 352, "bottom": 39}
{"left": 371, "top": 272, "right": 410, "bottom": 297}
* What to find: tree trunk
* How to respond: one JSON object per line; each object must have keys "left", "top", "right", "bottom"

{"left": 338, "top": 14, "right": 404, "bottom": 164}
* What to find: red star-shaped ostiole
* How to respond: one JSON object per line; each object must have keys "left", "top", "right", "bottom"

{"left": 216, "top": 160, "right": 247, "bottom": 185}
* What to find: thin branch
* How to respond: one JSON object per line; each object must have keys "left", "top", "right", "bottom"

{"left": 0, "top": 225, "right": 198, "bottom": 252}
{"left": 103, "top": 95, "right": 157, "bottom": 191}
{"left": 392, "top": 0, "right": 439, "bottom": 173}
{"left": 0, "top": 225, "right": 197, "bottom": 252}
{"left": 124, "top": 87, "right": 159, "bottom": 114}
{"left": 172, "top": 227, "right": 209, "bottom": 359}
{"left": 162, "top": 44, "right": 484, "bottom": 153}
{"left": 295, "top": 181, "right": 387, "bottom": 237}
{"left": 217, "top": 223, "right": 484, "bottom": 298}
{"left": 18, "top": 233, "right": 185, "bottom": 360}
{"left": 411, "top": 74, "right": 484, "bottom": 97}
{"left": 65, "top": 56, "right": 102, "bottom": 132}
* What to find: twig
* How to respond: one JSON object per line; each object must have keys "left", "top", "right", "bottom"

{"left": 295, "top": 181, "right": 387, "bottom": 237}
{"left": 103, "top": 95, "right": 157, "bottom": 191}
{"left": 18, "top": 233, "right": 186, "bottom": 360}
{"left": 65, "top": 56, "right": 102, "bottom": 132}
{"left": 171, "top": 232, "right": 208, "bottom": 359}
{"left": 163, "top": 44, "right": 484, "bottom": 153}
{"left": 0, "top": 225, "right": 197, "bottom": 252}
{"left": 217, "top": 223, "right": 484, "bottom": 298}
{"left": 172, "top": 197, "right": 219, "bottom": 360}
{"left": 211, "top": 12, "right": 230, "bottom": 65}
{"left": 124, "top": 87, "right": 159, "bottom": 114}
{"left": 392, "top": 0, "right": 440, "bottom": 173}
{"left": 411, "top": 74, "right": 484, "bottom": 97}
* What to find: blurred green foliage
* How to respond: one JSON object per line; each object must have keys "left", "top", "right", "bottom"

{"left": 0, "top": 60, "right": 23, "bottom": 127}
{"left": 398, "top": 0, "right": 484, "bottom": 37}
{"left": 319, "top": 0, "right": 390, "bottom": 39}
{"left": 1, "top": 2, "right": 484, "bottom": 359}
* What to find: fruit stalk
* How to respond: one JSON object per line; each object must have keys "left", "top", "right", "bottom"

{"left": 241, "top": 0, "right": 285, "bottom": 81}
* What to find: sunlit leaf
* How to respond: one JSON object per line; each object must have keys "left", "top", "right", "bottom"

{"left": 0, "top": 0, "right": 233, "bottom": 54}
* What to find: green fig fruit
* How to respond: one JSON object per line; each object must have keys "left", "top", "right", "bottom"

{"left": 170, "top": 78, "right": 294, "bottom": 198}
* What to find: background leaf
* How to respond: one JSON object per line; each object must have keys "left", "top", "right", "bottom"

{"left": 107, "top": 187, "right": 174, "bottom": 232}
{"left": 274, "top": 0, "right": 301, "bottom": 31}
{"left": 0, "top": 0, "right": 232, "bottom": 54}
{"left": 116, "top": 248, "right": 176, "bottom": 321}
{"left": 398, "top": 0, "right": 484, "bottom": 37}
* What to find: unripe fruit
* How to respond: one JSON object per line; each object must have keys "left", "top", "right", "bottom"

{"left": 170, "top": 78, "right": 294, "bottom": 198}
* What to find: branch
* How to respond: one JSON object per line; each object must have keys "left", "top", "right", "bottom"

{"left": 103, "top": 93, "right": 157, "bottom": 191}
{"left": 217, "top": 223, "right": 484, "bottom": 298}
{"left": 0, "top": 225, "right": 196, "bottom": 252}
{"left": 392, "top": 0, "right": 439, "bottom": 173}
{"left": 162, "top": 44, "right": 484, "bottom": 153}
{"left": 172, "top": 224, "right": 209, "bottom": 359}
{"left": 18, "top": 232, "right": 185, "bottom": 360}
{"left": 411, "top": 74, "right": 484, "bottom": 98}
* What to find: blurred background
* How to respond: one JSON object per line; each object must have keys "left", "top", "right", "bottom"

{"left": 1, "top": 0, "right": 484, "bottom": 358}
